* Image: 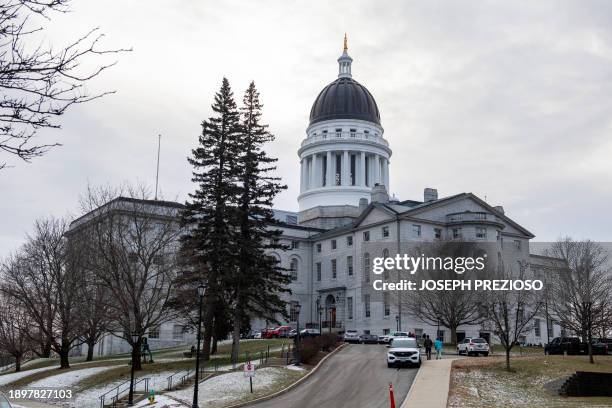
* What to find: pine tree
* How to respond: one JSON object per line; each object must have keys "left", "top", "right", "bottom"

{"left": 230, "top": 82, "right": 290, "bottom": 363}
{"left": 180, "top": 78, "right": 241, "bottom": 361}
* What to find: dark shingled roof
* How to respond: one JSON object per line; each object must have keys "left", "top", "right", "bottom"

{"left": 309, "top": 77, "right": 381, "bottom": 125}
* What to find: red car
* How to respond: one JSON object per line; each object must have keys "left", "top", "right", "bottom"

{"left": 270, "top": 326, "right": 292, "bottom": 338}
{"left": 261, "top": 328, "right": 275, "bottom": 339}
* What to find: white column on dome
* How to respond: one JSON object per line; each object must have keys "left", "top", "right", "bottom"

{"left": 373, "top": 154, "right": 380, "bottom": 185}
{"left": 326, "top": 151, "right": 333, "bottom": 187}
{"left": 310, "top": 154, "right": 317, "bottom": 189}
{"left": 300, "top": 159, "right": 305, "bottom": 192}
{"left": 342, "top": 150, "right": 349, "bottom": 186}
{"left": 384, "top": 158, "right": 390, "bottom": 189}
{"left": 360, "top": 152, "right": 366, "bottom": 187}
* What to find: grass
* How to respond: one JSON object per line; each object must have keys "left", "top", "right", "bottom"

{"left": 449, "top": 354, "right": 612, "bottom": 407}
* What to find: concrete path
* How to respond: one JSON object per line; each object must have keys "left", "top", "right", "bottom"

{"left": 401, "top": 356, "right": 458, "bottom": 408}
{"left": 248, "top": 344, "right": 418, "bottom": 408}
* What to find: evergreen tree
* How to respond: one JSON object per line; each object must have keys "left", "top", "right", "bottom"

{"left": 180, "top": 78, "right": 241, "bottom": 361}
{"left": 230, "top": 82, "right": 290, "bottom": 363}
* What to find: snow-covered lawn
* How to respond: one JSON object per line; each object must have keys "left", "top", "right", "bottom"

{"left": 73, "top": 378, "right": 127, "bottom": 408}
{"left": 27, "top": 366, "right": 116, "bottom": 388}
{"left": 132, "top": 395, "right": 187, "bottom": 408}
{"left": 0, "top": 366, "right": 57, "bottom": 386}
{"left": 167, "top": 367, "right": 296, "bottom": 408}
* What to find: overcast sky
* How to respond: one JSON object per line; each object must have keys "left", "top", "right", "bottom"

{"left": 2, "top": 0, "right": 612, "bottom": 257}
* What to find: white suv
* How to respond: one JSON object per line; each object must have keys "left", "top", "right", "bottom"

{"left": 343, "top": 329, "right": 360, "bottom": 343}
{"left": 457, "top": 337, "right": 490, "bottom": 356}
{"left": 379, "top": 331, "right": 410, "bottom": 344}
{"left": 387, "top": 337, "right": 421, "bottom": 368}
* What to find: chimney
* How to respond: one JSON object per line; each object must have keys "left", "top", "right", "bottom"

{"left": 493, "top": 205, "right": 504, "bottom": 215}
{"left": 359, "top": 198, "right": 368, "bottom": 213}
{"left": 424, "top": 188, "right": 438, "bottom": 202}
{"left": 370, "top": 183, "right": 389, "bottom": 204}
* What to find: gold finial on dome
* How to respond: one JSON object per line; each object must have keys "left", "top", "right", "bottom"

{"left": 343, "top": 33, "right": 348, "bottom": 53}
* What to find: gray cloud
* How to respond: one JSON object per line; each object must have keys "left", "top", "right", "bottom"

{"left": 2, "top": 0, "right": 612, "bottom": 256}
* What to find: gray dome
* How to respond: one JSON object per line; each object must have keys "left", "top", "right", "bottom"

{"left": 309, "top": 77, "right": 381, "bottom": 126}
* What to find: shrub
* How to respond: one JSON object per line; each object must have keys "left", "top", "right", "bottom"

{"left": 299, "top": 337, "right": 321, "bottom": 364}
{"left": 319, "top": 333, "right": 337, "bottom": 351}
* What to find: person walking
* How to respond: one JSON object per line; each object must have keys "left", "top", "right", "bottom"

{"left": 434, "top": 337, "right": 443, "bottom": 360}
{"left": 424, "top": 335, "right": 433, "bottom": 360}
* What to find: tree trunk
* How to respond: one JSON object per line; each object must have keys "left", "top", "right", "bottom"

{"left": 587, "top": 326, "right": 594, "bottom": 364}
{"left": 133, "top": 339, "right": 142, "bottom": 371}
{"left": 450, "top": 326, "right": 458, "bottom": 345}
{"left": 231, "top": 307, "right": 242, "bottom": 364}
{"left": 201, "top": 297, "right": 215, "bottom": 361}
{"left": 14, "top": 355, "right": 21, "bottom": 372}
{"left": 211, "top": 334, "right": 218, "bottom": 355}
{"left": 505, "top": 347, "right": 511, "bottom": 371}
{"left": 86, "top": 338, "right": 95, "bottom": 362}
{"left": 59, "top": 343, "right": 70, "bottom": 369}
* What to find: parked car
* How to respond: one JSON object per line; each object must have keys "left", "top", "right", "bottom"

{"left": 344, "top": 329, "right": 360, "bottom": 343}
{"left": 253, "top": 331, "right": 262, "bottom": 339}
{"left": 457, "top": 337, "right": 490, "bottom": 356}
{"left": 270, "top": 326, "right": 292, "bottom": 338}
{"left": 387, "top": 337, "right": 421, "bottom": 368}
{"left": 261, "top": 328, "right": 276, "bottom": 339}
{"left": 301, "top": 328, "right": 321, "bottom": 337}
{"left": 379, "top": 331, "right": 410, "bottom": 344}
{"left": 0, "top": 393, "right": 13, "bottom": 408}
{"left": 359, "top": 332, "right": 379, "bottom": 344}
{"left": 288, "top": 329, "right": 298, "bottom": 338}
{"left": 545, "top": 337, "right": 608, "bottom": 355}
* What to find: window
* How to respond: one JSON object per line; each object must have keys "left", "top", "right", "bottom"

{"left": 347, "top": 256, "right": 353, "bottom": 276}
{"left": 414, "top": 328, "right": 424, "bottom": 340}
{"left": 335, "top": 154, "right": 342, "bottom": 185}
{"left": 322, "top": 129, "right": 328, "bottom": 139}
{"left": 383, "top": 328, "right": 390, "bottom": 335}
{"left": 412, "top": 224, "right": 421, "bottom": 238}
{"left": 316, "top": 262, "right": 321, "bottom": 281}
{"left": 383, "top": 292, "right": 390, "bottom": 316}
{"left": 173, "top": 325, "right": 184, "bottom": 340}
{"left": 364, "top": 130, "right": 370, "bottom": 138}
{"left": 514, "top": 240, "right": 522, "bottom": 250}
{"left": 453, "top": 228, "right": 462, "bottom": 239}
{"left": 286, "top": 215, "right": 297, "bottom": 225}
{"left": 331, "top": 259, "right": 337, "bottom": 279}
{"left": 290, "top": 259, "right": 298, "bottom": 281}
{"left": 350, "top": 128, "right": 356, "bottom": 137}
{"left": 434, "top": 228, "right": 442, "bottom": 239}
{"left": 534, "top": 318, "right": 541, "bottom": 337}
{"left": 148, "top": 325, "right": 160, "bottom": 339}
{"left": 496, "top": 231, "right": 501, "bottom": 241}
{"left": 382, "top": 226, "right": 389, "bottom": 238}
{"left": 316, "top": 243, "right": 321, "bottom": 253}
{"left": 331, "top": 240, "right": 337, "bottom": 250}
{"left": 346, "top": 236, "right": 353, "bottom": 246}
{"left": 476, "top": 227, "right": 486, "bottom": 239}
{"left": 347, "top": 297, "right": 353, "bottom": 320}
{"left": 436, "top": 330, "right": 445, "bottom": 342}
{"left": 291, "top": 240, "right": 300, "bottom": 249}
{"left": 364, "top": 294, "right": 371, "bottom": 318}
{"left": 289, "top": 302, "right": 300, "bottom": 322}
{"left": 363, "top": 231, "right": 370, "bottom": 242}
{"left": 335, "top": 128, "right": 342, "bottom": 138}
{"left": 350, "top": 154, "right": 356, "bottom": 185}
{"left": 364, "top": 253, "right": 370, "bottom": 283}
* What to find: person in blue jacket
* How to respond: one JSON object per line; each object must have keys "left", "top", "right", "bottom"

{"left": 434, "top": 337, "right": 443, "bottom": 360}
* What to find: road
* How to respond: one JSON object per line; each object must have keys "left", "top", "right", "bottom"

{"left": 248, "top": 344, "right": 419, "bottom": 408}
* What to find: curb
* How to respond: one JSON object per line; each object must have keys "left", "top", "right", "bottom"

{"left": 225, "top": 343, "right": 348, "bottom": 408}
{"left": 400, "top": 358, "right": 425, "bottom": 407}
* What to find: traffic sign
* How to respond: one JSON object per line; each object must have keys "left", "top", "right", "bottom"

{"left": 244, "top": 361, "right": 255, "bottom": 377}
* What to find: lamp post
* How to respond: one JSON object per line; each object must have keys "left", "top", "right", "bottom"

{"left": 128, "top": 331, "right": 140, "bottom": 406}
{"left": 294, "top": 303, "right": 302, "bottom": 365}
{"left": 316, "top": 297, "right": 322, "bottom": 333}
{"left": 192, "top": 285, "right": 206, "bottom": 408}
{"left": 395, "top": 315, "right": 399, "bottom": 332}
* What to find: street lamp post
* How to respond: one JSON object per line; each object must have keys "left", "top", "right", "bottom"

{"left": 192, "top": 285, "right": 206, "bottom": 408}
{"left": 294, "top": 303, "right": 302, "bottom": 365}
{"left": 395, "top": 315, "right": 399, "bottom": 332}
{"left": 128, "top": 331, "right": 140, "bottom": 406}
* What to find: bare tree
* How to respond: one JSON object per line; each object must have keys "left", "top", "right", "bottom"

{"left": 547, "top": 239, "right": 612, "bottom": 364}
{"left": 400, "top": 241, "right": 485, "bottom": 345}
{"left": 478, "top": 260, "right": 543, "bottom": 371}
{"left": 0, "top": 293, "right": 33, "bottom": 372}
{"left": 75, "top": 184, "right": 181, "bottom": 370}
{"left": 1, "top": 217, "right": 84, "bottom": 369}
{"left": 0, "top": 0, "right": 129, "bottom": 168}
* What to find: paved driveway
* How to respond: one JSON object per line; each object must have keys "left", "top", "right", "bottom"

{"left": 248, "top": 344, "right": 419, "bottom": 408}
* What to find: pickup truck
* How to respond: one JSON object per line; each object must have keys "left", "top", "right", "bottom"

{"left": 544, "top": 337, "right": 608, "bottom": 355}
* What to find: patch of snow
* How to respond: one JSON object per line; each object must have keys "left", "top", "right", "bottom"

{"left": 285, "top": 365, "right": 305, "bottom": 371}
{"left": 28, "top": 366, "right": 116, "bottom": 388}
{"left": 0, "top": 366, "right": 58, "bottom": 386}
{"left": 167, "top": 367, "right": 289, "bottom": 407}
{"left": 132, "top": 395, "right": 187, "bottom": 408}
{"left": 72, "top": 378, "right": 127, "bottom": 408}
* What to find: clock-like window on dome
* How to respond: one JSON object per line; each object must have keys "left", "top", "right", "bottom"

{"left": 335, "top": 128, "right": 342, "bottom": 138}
{"left": 350, "top": 128, "right": 356, "bottom": 137}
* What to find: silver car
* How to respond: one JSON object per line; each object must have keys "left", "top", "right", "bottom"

{"left": 343, "top": 329, "right": 360, "bottom": 343}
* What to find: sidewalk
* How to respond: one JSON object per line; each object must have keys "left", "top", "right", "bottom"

{"left": 401, "top": 356, "right": 458, "bottom": 408}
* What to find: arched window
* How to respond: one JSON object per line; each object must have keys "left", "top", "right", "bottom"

{"left": 382, "top": 249, "right": 390, "bottom": 280}
{"left": 363, "top": 253, "right": 370, "bottom": 283}
{"left": 290, "top": 258, "right": 298, "bottom": 281}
